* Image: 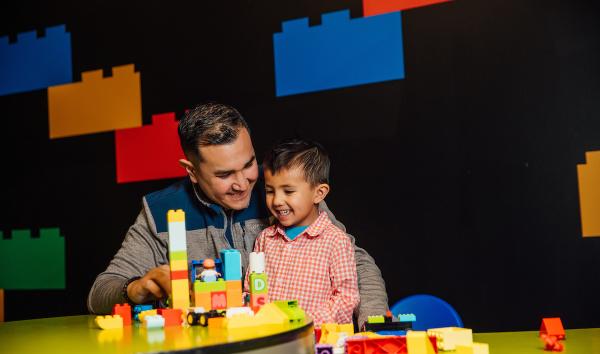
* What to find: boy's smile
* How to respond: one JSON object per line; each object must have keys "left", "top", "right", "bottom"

{"left": 264, "top": 166, "right": 325, "bottom": 228}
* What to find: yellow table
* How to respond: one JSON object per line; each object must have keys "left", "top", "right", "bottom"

{"left": 0, "top": 315, "right": 315, "bottom": 353}
{"left": 473, "top": 328, "right": 600, "bottom": 354}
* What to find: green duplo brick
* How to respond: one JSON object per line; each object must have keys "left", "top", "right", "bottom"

{"left": 0, "top": 228, "right": 65, "bottom": 289}
{"left": 249, "top": 273, "right": 268, "bottom": 294}
{"left": 169, "top": 250, "right": 188, "bottom": 261}
{"left": 193, "top": 279, "right": 226, "bottom": 293}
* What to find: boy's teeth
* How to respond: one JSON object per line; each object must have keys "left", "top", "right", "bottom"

{"left": 279, "top": 210, "right": 290, "bottom": 215}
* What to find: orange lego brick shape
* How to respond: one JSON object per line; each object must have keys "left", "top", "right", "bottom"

{"left": 577, "top": 151, "right": 600, "bottom": 237}
{"left": 363, "top": 0, "right": 452, "bottom": 17}
{"left": 47, "top": 64, "right": 142, "bottom": 138}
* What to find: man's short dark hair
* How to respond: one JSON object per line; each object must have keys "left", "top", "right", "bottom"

{"left": 178, "top": 102, "right": 249, "bottom": 162}
{"left": 263, "top": 138, "right": 330, "bottom": 186}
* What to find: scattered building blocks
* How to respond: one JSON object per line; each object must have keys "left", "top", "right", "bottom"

{"left": 427, "top": 327, "right": 473, "bottom": 350}
{"left": 47, "top": 64, "right": 142, "bottom": 139}
{"left": 225, "top": 280, "right": 243, "bottom": 308}
{"left": 273, "top": 10, "right": 404, "bottom": 96}
{"left": 143, "top": 314, "right": 165, "bottom": 329}
{"left": 577, "top": 151, "right": 600, "bottom": 237}
{"left": 407, "top": 331, "right": 438, "bottom": 354}
{"left": 95, "top": 315, "right": 123, "bottom": 329}
{"left": 0, "top": 25, "right": 72, "bottom": 96}
{"left": 363, "top": 311, "right": 415, "bottom": 332}
{"left": 221, "top": 249, "right": 242, "bottom": 280}
{"left": 138, "top": 309, "right": 158, "bottom": 323}
{"left": 399, "top": 313, "right": 417, "bottom": 322}
{"left": 273, "top": 300, "right": 306, "bottom": 323}
{"left": 115, "top": 112, "right": 187, "bottom": 183}
{"left": 0, "top": 228, "right": 65, "bottom": 289}
{"left": 540, "top": 318, "right": 566, "bottom": 340}
{"left": 133, "top": 304, "right": 153, "bottom": 321}
{"left": 158, "top": 308, "right": 183, "bottom": 327}
{"left": 167, "top": 209, "right": 190, "bottom": 310}
{"left": 112, "top": 303, "right": 132, "bottom": 326}
{"left": 455, "top": 342, "right": 489, "bottom": 354}
{"left": 345, "top": 335, "right": 407, "bottom": 354}
{"left": 363, "top": 0, "right": 452, "bottom": 17}
{"left": 320, "top": 323, "right": 354, "bottom": 346}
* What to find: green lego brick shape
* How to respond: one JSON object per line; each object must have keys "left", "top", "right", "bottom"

{"left": 193, "top": 278, "right": 226, "bottom": 293}
{"left": 249, "top": 272, "right": 268, "bottom": 294}
{"left": 368, "top": 315, "right": 385, "bottom": 323}
{"left": 398, "top": 313, "right": 416, "bottom": 322}
{"left": 0, "top": 228, "right": 65, "bottom": 289}
{"left": 273, "top": 300, "right": 306, "bottom": 322}
{"left": 169, "top": 250, "right": 188, "bottom": 261}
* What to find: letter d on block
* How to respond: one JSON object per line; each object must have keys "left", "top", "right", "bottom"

{"left": 249, "top": 273, "right": 268, "bottom": 294}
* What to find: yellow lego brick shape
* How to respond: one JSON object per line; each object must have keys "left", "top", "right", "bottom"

{"left": 319, "top": 323, "right": 354, "bottom": 345}
{"left": 456, "top": 342, "right": 489, "bottom": 354}
{"left": 48, "top": 64, "right": 142, "bottom": 139}
{"left": 427, "top": 327, "right": 473, "bottom": 350}
{"left": 254, "top": 303, "right": 288, "bottom": 325}
{"left": 577, "top": 151, "right": 600, "bottom": 237}
{"left": 95, "top": 314, "right": 123, "bottom": 329}
{"left": 407, "top": 331, "right": 436, "bottom": 354}
{"left": 171, "top": 278, "right": 190, "bottom": 310}
{"left": 226, "top": 313, "right": 257, "bottom": 329}
{"left": 138, "top": 309, "right": 157, "bottom": 323}
{"left": 167, "top": 209, "right": 185, "bottom": 223}
{"left": 170, "top": 260, "right": 188, "bottom": 271}
{"left": 194, "top": 291, "right": 211, "bottom": 310}
{"left": 226, "top": 280, "right": 243, "bottom": 308}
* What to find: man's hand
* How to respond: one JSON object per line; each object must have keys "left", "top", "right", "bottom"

{"left": 127, "top": 265, "right": 171, "bottom": 304}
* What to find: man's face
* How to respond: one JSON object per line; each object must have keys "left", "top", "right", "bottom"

{"left": 184, "top": 128, "right": 259, "bottom": 210}
{"left": 264, "top": 166, "right": 322, "bottom": 228}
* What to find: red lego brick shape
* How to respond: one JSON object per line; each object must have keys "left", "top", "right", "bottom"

{"left": 540, "top": 317, "right": 566, "bottom": 340}
{"left": 170, "top": 270, "right": 188, "bottom": 281}
{"left": 346, "top": 335, "right": 437, "bottom": 354}
{"left": 115, "top": 112, "right": 187, "bottom": 183}
{"left": 112, "top": 303, "right": 132, "bottom": 326}
{"left": 157, "top": 308, "right": 183, "bottom": 326}
{"left": 211, "top": 291, "right": 227, "bottom": 310}
{"left": 363, "top": 0, "right": 452, "bottom": 17}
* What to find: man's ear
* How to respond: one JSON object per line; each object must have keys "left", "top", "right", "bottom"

{"left": 313, "top": 183, "right": 330, "bottom": 204}
{"left": 179, "top": 159, "right": 198, "bottom": 184}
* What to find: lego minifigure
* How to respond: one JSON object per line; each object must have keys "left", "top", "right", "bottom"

{"left": 199, "top": 258, "right": 221, "bottom": 282}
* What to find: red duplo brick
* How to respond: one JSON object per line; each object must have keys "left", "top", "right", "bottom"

{"left": 112, "top": 303, "right": 132, "bottom": 326}
{"left": 158, "top": 308, "right": 183, "bottom": 326}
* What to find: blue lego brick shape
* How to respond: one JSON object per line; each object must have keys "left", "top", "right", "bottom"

{"left": 220, "top": 249, "right": 242, "bottom": 281}
{"left": 273, "top": 10, "right": 404, "bottom": 96}
{"left": 0, "top": 25, "right": 72, "bottom": 96}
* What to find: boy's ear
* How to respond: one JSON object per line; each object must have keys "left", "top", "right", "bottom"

{"left": 179, "top": 159, "right": 199, "bottom": 184}
{"left": 313, "top": 183, "right": 330, "bottom": 204}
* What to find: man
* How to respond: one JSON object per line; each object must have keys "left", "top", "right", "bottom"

{"left": 87, "top": 102, "right": 388, "bottom": 326}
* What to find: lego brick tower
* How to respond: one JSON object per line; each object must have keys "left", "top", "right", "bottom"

{"left": 167, "top": 209, "right": 190, "bottom": 310}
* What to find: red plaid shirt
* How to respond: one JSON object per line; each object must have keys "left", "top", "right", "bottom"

{"left": 248, "top": 211, "right": 359, "bottom": 325}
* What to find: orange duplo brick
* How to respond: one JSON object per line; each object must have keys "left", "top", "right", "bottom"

{"left": 226, "top": 280, "right": 243, "bottom": 308}
{"left": 158, "top": 308, "right": 183, "bottom": 327}
{"left": 194, "top": 291, "right": 211, "bottom": 310}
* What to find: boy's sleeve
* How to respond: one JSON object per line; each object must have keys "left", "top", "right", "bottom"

{"left": 318, "top": 201, "right": 389, "bottom": 327}
{"left": 312, "top": 233, "right": 360, "bottom": 324}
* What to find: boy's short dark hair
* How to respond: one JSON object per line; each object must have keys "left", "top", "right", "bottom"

{"left": 263, "top": 138, "right": 330, "bottom": 186}
{"left": 178, "top": 102, "right": 249, "bottom": 162}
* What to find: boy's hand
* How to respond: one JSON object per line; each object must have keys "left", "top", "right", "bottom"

{"left": 127, "top": 265, "right": 171, "bottom": 304}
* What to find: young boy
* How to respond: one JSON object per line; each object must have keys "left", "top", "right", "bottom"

{"left": 250, "top": 138, "right": 359, "bottom": 325}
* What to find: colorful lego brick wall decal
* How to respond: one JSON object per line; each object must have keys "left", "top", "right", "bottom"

{"left": 115, "top": 112, "right": 186, "bottom": 183}
{"left": 0, "top": 228, "right": 66, "bottom": 289}
{"left": 363, "top": 0, "right": 452, "bottom": 17}
{"left": 577, "top": 151, "right": 600, "bottom": 237}
{"left": 47, "top": 64, "right": 142, "bottom": 139}
{"left": 273, "top": 10, "right": 404, "bottom": 97}
{"left": 0, "top": 25, "right": 72, "bottom": 96}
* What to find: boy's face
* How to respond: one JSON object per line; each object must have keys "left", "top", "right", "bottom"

{"left": 264, "top": 166, "right": 329, "bottom": 228}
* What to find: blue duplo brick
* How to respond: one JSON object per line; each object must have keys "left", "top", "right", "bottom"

{"left": 0, "top": 25, "right": 72, "bottom": 96}
{"left": 273, "top": 10, "right": 405, "bottom": 97}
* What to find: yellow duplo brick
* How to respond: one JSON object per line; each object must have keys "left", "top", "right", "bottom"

{"left": 95, "top": 315, "right": 123, "bottom": 329}
{"left": 167, "top": 209, "right": 185, "bottom": 223}
{"left": 338, "top": 323, "right": 354, "bottom": 336}
{"left": 407, "top": 331, "right": 436, "bottom": 354}
{"left": 170, "top": 260, "right": 188, "bottom": 270}
{"left": 171, "top": 279, "right": 190, "bottom": 309}
{"left": 254, "top": 303, "right": 288, "bottom": 325}
{"left": 428, "top": 327, "right": 473, "bottom": 350}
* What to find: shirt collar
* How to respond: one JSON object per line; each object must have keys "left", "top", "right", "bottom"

{"left": 191, "top": 182, "right": 225, "bottom": 214}
{"left": 264, "top": 211, "right": 331, "bottom": 239}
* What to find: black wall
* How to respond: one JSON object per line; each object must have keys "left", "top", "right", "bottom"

{"left": 1, "top": 0, "right": 599, "bottom": 331}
